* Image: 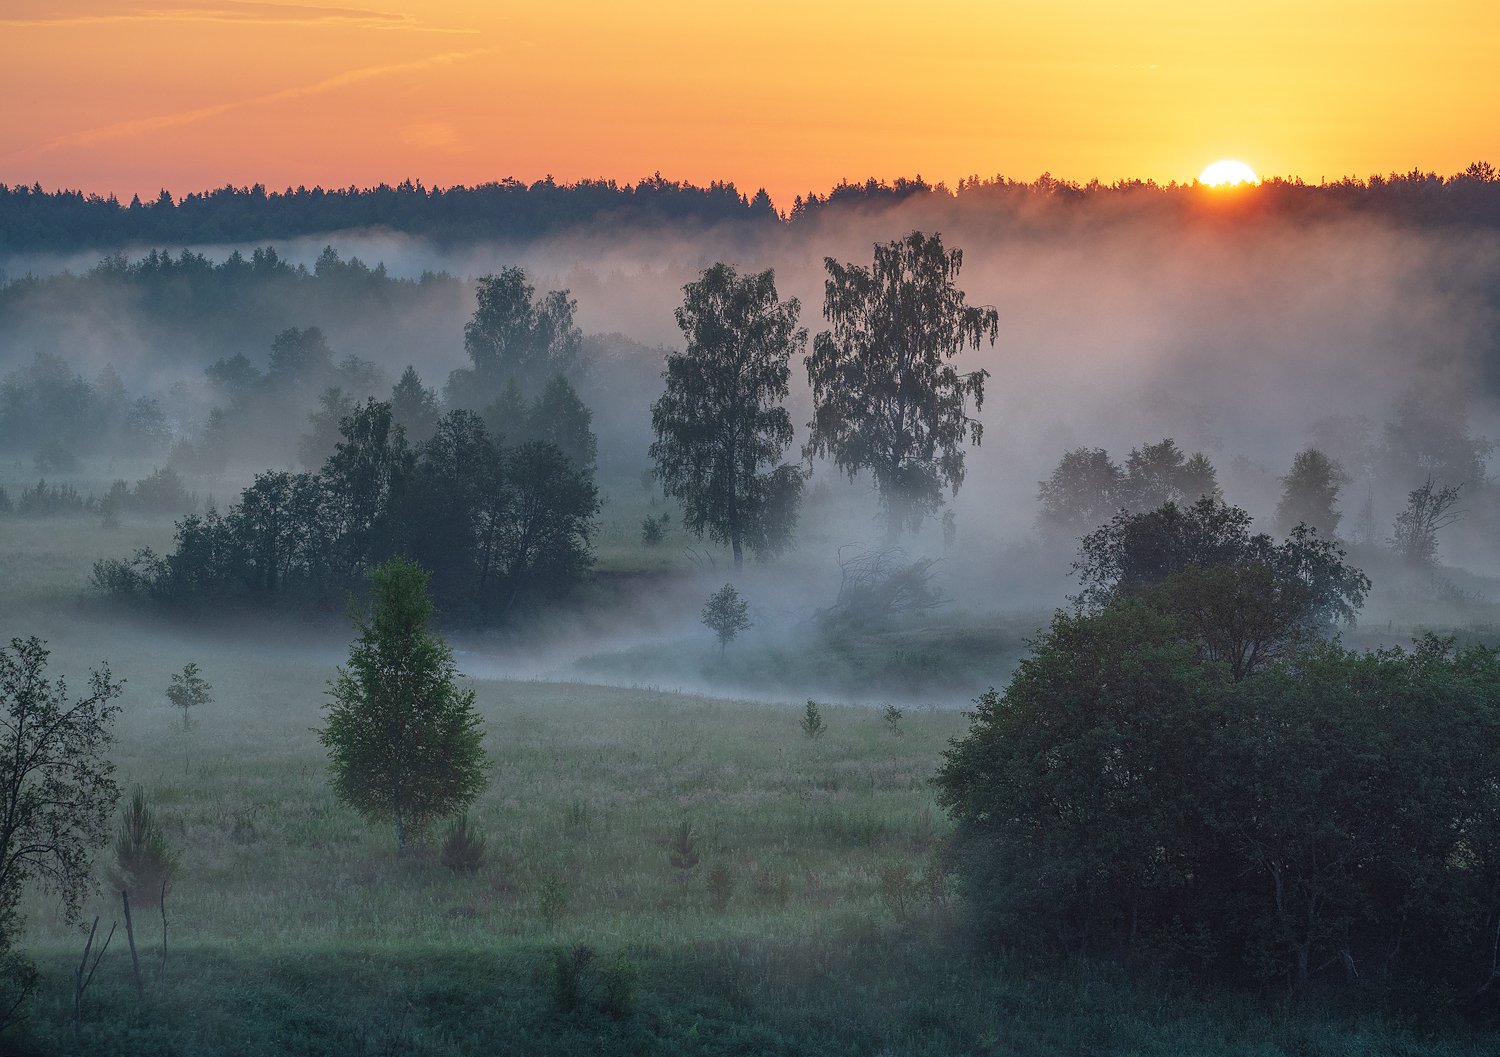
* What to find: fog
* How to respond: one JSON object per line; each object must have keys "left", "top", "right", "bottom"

{"left": 4, "top": 189, "right": 1500, "bottom": 704}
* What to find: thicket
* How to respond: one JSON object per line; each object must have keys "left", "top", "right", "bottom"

{"left": 93, "top": 400, "right": 598, "bottom": 619}
{"left": 938, "top": 500, "right": 1500, "bottom": 1011}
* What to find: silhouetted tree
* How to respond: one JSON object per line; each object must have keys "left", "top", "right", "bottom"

{"left": 1037, "top": 447, "right": 1124, "bottom": 538}
{"left": 701, "top": 583, "right": 751, "bottom": 654}
{"left": 805, "top": 231, "right": 997, "bottom": 538}
{"left": 652, "top": 263, "right": 807, "bottom": 569}
{"left": 447, "top": 267, "right": 582, "bottom": 407}
{"left": 1389, "top": 477, "right": 1463, "bottom": 565}
{"left": 390, "top": 366, "right": 440, "bottom": 443}
{"left": 1275, "top": 448, "right": 1347, "bottom": 537}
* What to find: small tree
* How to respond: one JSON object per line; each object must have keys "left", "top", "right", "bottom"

{"left": 1389, "top": 477, "right": 1463, "bottom": 565}
{"left": 701, "top": 584, "right": 751, "bottom": 654}
{"left": 320, "top": 558, "right": 489, "bottom": 851}
{"left": 801, "top": 700, "right": 827, "bottom": 739}
{"left": 0, "top": 638, "right": 122, "bottom": 1029}
{"left": 166, "top": 663, "right": 212, "bottom": 731}
{"left": 107, "top": 787, "right": 178, "bottom": 907}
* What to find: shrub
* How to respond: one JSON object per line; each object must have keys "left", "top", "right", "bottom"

{"left": 800, "top": 700, "right": 827, "bottom": 739}
{"left": 668, "top": 820, "right": 700, "bottom": 878}
{"left": 107, "top": 786, "right": 179, "bottom": 906}
{"left": 440, "top": 813, "right": 486, "bottom": 873}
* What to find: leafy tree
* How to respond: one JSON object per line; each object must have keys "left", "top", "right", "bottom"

{"left": 492, "top": 442, "right": 598, "bottom": 613}
{"left": 1075, "top": 496, "right": 1369, "bottom": 680}
{"left": 1037, "top": 447, "right": 1123, "bottom": 537}
{"left": 805, "top": 231, "right": 998, "bottom": 538}
{"left": 701, "top": 583, "right": 751, "bottom": 654}
{"left": 266, "top": 326, "right": 335, "bottom": 387}
{"left": 321, "top": 399, "right": 415, "bottom": 581}
{"left": 1389, "top": 476, "right": 1463, "bottom": 565}
{"left": 1275, "top": 448, "right": 1347, "bottom": 537}
{"left": 651, "top": 263, "right": 807, "bottom": 568}
{"left": 525, "top": 375, "right": 597, "bottom": 474}
{"left": 0, "top": 638, "right": 123, "bottom": 1021}
{"left": 447, "top": 267, "right": 582, "bottom": 407}
{"left": 320, "top": 558, "right": 488, "bottom": 850}
{"left": 166, "top": 662, "right": 212, "bottom": 731}
{"left": 800, "top": 700, "right": 827, "bottom": 739}
{"left": 1120, "top": 438, "right": 1217, "bottom": 511}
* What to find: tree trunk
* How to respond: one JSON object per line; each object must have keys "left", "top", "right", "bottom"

{"left": 731, "top": 532, "right": 743, "bottom": 571}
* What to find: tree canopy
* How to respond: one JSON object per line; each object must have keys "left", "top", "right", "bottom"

{"left": 805, "top": 231, "right": 997, "bottom": 538}
{"left": 651, "top": 263, "right": 806, "bottom": 568}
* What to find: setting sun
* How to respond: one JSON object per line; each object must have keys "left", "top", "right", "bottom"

{"left": 1199, "top": 159, "right": 1260, "bottom": 187}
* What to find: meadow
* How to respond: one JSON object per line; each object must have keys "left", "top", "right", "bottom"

{"left": 3, "top": 491, "right": 1499, "bottom": 1055}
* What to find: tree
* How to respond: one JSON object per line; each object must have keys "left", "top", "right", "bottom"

{"left": 0, "top": 638, "right": 122, "bottom": 1022}
{"left": 1389, "top": 477, "right": 1463, "bottom": 565}
{"left": 107, "top": 786, "right": 178, "bottom": 908}
{"left": 1075, "top": 496, "right": 1369, "bottom": 680}
{"left": 1275, "top": 448, "right": 1347, "bottom": 537}
{"left": 701, "top": 583, "right": 751, "bottom": 654}
{"left": 447, "top": 267, "right": 582, "bottom": 408}
{"left": 492, "top": 442, "right": 598, "bottom": 613}
{"left": 651, "top": 263, "right": 807, "bottom": 569}
{"left": 1037, "top": 447, "right": 1123, "bottom": 538}
{"left": 805, "top": 231, "right": 998, "bottom": 538}
{"left": 390, "top": 365, "right": 440, "bottom": 444}
{"left": 166, "top": 662, "right": 212, "bottom": 731}
{"left": 320, "top": 559, "right": 488, "bottom": 850}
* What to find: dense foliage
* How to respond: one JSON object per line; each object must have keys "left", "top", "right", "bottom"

{"left": 938, "top": 607, "right": 1500, "bottom": 1008}
{"left": 651, "top": 263, "right": 806, "bottom": 568}
{"left": 94, "top": 401, "right": 598, "bottom": 620}
{"left": 321, "top": 559, "right": 488, "bottom": 850}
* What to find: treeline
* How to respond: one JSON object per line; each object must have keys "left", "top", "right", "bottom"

{"left": 0, "top": 245, "right": 467, "bottom": 372}
{"left": 95, "top": 401, "right": 596, "bottom": 618}
{"left": 5, "top": 164, "right": 1500, "bottom": 254}
{"left": 0, "top": 175, "right": 777, "bottom": 252}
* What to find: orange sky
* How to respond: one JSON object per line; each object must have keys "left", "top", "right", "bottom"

{"left": 2, "top": 1, "right": 1496, "bottom": 207}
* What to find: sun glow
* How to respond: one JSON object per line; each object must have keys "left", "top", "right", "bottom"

{"left": 1199, "top": 159, "right": 1260, "bottom": 187}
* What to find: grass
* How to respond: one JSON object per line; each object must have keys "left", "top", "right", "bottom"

{"left": 3, "top": 501, "right": 1499, "bottom": 1053}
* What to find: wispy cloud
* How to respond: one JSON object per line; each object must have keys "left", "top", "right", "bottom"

{"left": 21, "top": 49, "right": 493, "bottom": 157}
{"left": 0, "top": 2, "right": 472, "bottom": 32}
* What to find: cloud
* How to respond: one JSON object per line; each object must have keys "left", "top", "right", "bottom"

{"left": 20, "top": 49, "right": 493, "bottom": 157}
{"left": 0, "top": 2, "right": 469, "bottom": 32}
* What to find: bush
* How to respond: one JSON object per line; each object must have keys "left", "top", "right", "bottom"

{"left": 936, "top": 603, "right": 1500, "bottom": 1004}
{"left": 107, "top": 786, "right": 179, "bottom": 906}
{"left": 800, "top": 700, "right": 827, "bottom": 739}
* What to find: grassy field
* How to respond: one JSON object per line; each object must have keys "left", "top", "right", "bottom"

{"left": 3, "top": 497, "right": 1500, "bottom": 1054}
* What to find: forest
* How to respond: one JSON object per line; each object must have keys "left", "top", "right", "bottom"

{"left": 3, "top": 170, "right": 1500, "bottom": 1056}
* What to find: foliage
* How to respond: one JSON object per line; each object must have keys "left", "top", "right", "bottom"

{"left": 1389, "top": 477, "right": 1464, "bottom": 565}
{"left": 938, "top": 603, "right": 1500, "bottom": 1003}
{"left": 390, "top": 365, "right": 440, "bottom": 443}
{"left": 640, "top": 514, "right": 666, "bottom": 546}
{"left": 319, "top": 559, "right": 489, "bottom": 850}
{"left": 448, "top": 267, "right": 583, "bottom": 407}
{"left": 97, "top": 402, "right": 597, "bottom": 621}
{"left": 701, "top": 584, "right": 751, "bottom": 653}
{"left": 805, "top": 231, "right": 997, "bottom": 538}
{"left": 1038, "top": 440, "right": 1220, "bottom": 539}
{"left": 439, "top": 814, "right": 487, "bottom": 874}
{"left": 0, "top": 637, "right": 122, "bottom": 1007}
{"left": 1074, "top": 497, "right": 1369, "bottom": 679}
{"left": 1275, "top": 448, "right": 1348, "bottom": 537}
{"left": 166, "top": 662, "right": 212, "bottom": 730}
{"left": 800, "top": 700, "right": 827, "bottom": 740}
{"left": 882, "top": 704, "right": 904, "bottom": 735}
{"left": 551, "top": 945, "right": 638, "bottom": 1019}
{"left": 107, "top": 786, "right": 179, "bottom": 905}
{"left": 650, "top": 262, "right": 807, "bottom": 568}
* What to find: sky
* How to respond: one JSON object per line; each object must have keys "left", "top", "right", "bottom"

{"left": 1, "top": 1, "right": 1497, "bottom": 207}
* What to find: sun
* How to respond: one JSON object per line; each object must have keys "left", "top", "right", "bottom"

{"left": 1199, "top": 159, "right": 1259, "bottom": 187}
